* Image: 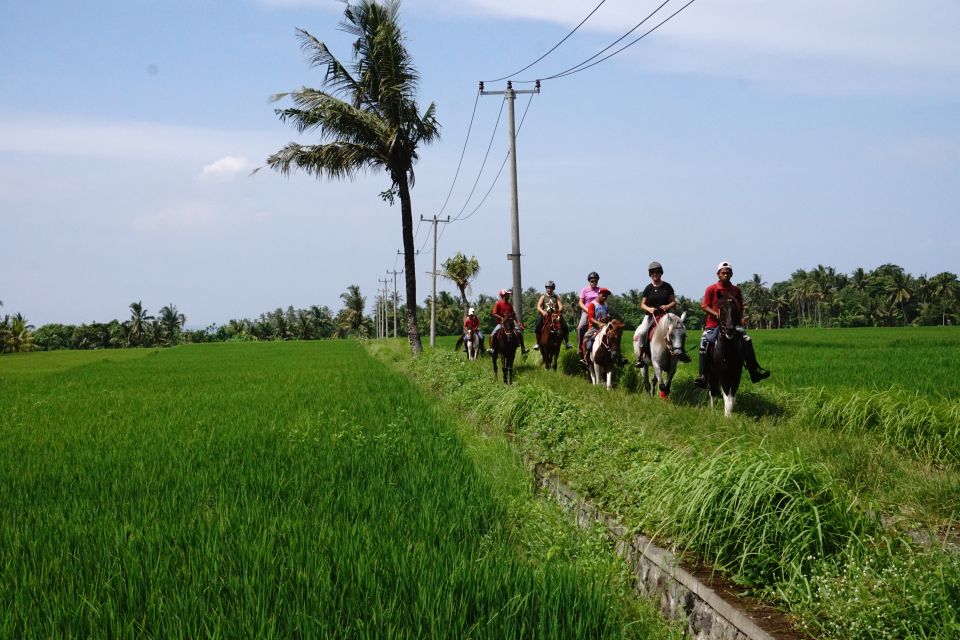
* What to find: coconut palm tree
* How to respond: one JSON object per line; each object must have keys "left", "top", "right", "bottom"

{"left": 158, "top": 304, "right": 186, "bottom": 345}
{"left": 2, "top": 313, "right": 37, "bottom": 353}
{"left": 441, "top": 252, "right": 480, "bottom": 315}
{"left": 265, "top": 0, "right": 439, "bottom": 355}
{"left": 127, "top": 301, "right": 153, "bottom": 347}
{"left": 336, "top": 284, "right": 371, "bottom": 338}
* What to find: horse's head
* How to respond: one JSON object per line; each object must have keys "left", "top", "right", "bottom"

{"left": 603, "top": 319, "right": 625, "bottom": 356}
{"left": 549, "top": 312, "right": 562, "bottom": 331}
{"left": 717, "top": 297, "right": 740, "bottom": 338}
{"left": 502, "top": 316, "right": 515, "bottom": 332}
{"left": 666, "top": 312, "right": 688, "bottom": 359}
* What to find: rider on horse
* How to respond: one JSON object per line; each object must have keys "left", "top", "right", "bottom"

{"left": 693, "top": 261, "right": 771, "bottom": 388}
{"left": 581, "top": 287, "right": 612, "bottom": 365}
{"left": 486, "top": 289, "right": 529, "bottom": 356}
{"left": 533, "top": 280, "right": 572, "bottom": 351}
{"left": 577, "top": 271, "right": 601, "bottom": 349}
{"left": 463, "top": 307, "right": 483, "bottom": 350}
{"left": 634, "top": 261, "right": 691, "bottom": 367}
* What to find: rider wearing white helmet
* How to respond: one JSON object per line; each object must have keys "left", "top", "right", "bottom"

{"left": 693, "top": 261, "right": 770, "bottom": 388}
{"left": 634, "top": 261, "right": 691, "bottom": 366}
{"left": 459, "top": 306, "right": 483, "bottom": 352}
{"left": 533, "top": 280, "right": 572, "bottom": 351}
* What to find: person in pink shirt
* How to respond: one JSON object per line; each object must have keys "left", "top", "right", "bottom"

{"left": 576, "top": 271, "right": 601, "bottom": 349}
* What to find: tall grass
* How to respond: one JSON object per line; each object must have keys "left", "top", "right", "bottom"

{"left": 406, "top": 344, "right": 960, "bottom": 639}
{"left": 0, "top": 342, "right": 677, "bottom": 639}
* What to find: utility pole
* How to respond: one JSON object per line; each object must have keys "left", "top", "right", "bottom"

{"left": 378, "top": 278, "right": 389, "bottom": 339}
{"left": 387, "top": 268, "right": 402, "bottom": 338}
{"left": 420, "top": 215, "right": 451, "bottom": 347}
{"left": 480, "top": 79, "right": 540, "bottom": 321}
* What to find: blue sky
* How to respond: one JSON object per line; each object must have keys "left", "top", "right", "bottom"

{"left": 2, "top": 0, "right": 958, "bottom": 327}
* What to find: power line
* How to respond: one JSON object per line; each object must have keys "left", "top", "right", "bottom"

{"left": 433, "top": 89, "right": 482, "bottom": 218}
{"left": 482, "top": 0, "right": 610, "bottom": 83}
{"left": 453, "top": 90, "right": 536, "bottom": 224}
{"left": 449, "top": 92, "right": 506, "bottom": 221}
{"left": 507, "top": 0, "right": 697, "bottom": 84}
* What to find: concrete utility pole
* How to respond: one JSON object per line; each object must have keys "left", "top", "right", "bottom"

{"left": 378, "top": 278, "right": 389, "bottom": 339}
{"left": 420, "top": 215, "right": 451, "bottom": 347}
{"left": 387, "top": 268, "right": 402, "bottom": 338}
{"left": 480, "top": 79, "right": 540, "bottom": 321}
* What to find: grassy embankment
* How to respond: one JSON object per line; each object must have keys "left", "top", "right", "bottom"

{"left": 0, "top": 342, "right": 681, "bottom": 639}
{"left": 391, "top": 327, "right": 960, "bottom": 639}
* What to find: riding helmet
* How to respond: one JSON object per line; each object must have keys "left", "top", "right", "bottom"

{"left": 716, "top": 261, "right": 733, "bottom": 274}
{"left": 468, "top": 307, "right": 475, "bottom": 315}
{"left": 587, "top": 271, "right": 599, "bottom": 281}
{"left": 499, "top": 288, "right": 512, "bottom": 297}
{"left": 648, "top": 261, "right": 663, "bottom": 272}
{"left": 544, "top": 280, "right": 555, "bottom": 288}
{"left": 598, "top": 287, "right": 611, "bottom": 296}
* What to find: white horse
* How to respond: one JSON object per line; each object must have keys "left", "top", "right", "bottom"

{"left": 633, "top": 312, "right": 688, "bottom": 399}
{"left": 588, "top": 320, "right": 625, "bottom": 389}
{"left": 464, "top": 328, "right": 480, "bottom": 361}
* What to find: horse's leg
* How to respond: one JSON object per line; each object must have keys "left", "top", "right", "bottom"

{"left": 606, "top": 366, "right": 614, "bottom": 389}
{"left": 722, "top": 388, "right": 736, "bottom": 417}
{"left": 491, "top": 348, "right": 499, "bottom": 378}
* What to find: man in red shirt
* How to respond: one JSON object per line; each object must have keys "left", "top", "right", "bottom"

{"left": 456, "top": 307, "right": 483, "bottom": 353}
{"left": 487, "top": 289, "right": 528, "bottom": 355}
{"left": 693, "top": 261, "right": 771, "bottom": 388}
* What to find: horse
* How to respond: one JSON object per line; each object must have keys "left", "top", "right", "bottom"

{"left": 633, "top": 311, "right": 688, "bottom": 399}
{"left": 463, "top": 327, "right": 481, "bottom": 361}
{"left": 587, "top": 320, "right": 625, "bottom": 389}
{"left": 537, "top": 311, "right": 564, "bottom": 370}
{"left": 490, "top": 317, "right": 520, "bottom": 384}
{"left": 708, "top": 297, "right": 744, "bottom": 417}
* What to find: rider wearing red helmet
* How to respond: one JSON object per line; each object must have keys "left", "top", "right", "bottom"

{"left": 581, "top": 287, "right": 612, "bottom": 364}
{"left": 693, "top": 261, "right": 771, "bottom": 388}
{"left": 487, "top": 289, "right": 529, "bottom": 355}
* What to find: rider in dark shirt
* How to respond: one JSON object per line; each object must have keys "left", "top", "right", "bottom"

{"left": 635, "top": 261, "right": 690, "bottom": 366}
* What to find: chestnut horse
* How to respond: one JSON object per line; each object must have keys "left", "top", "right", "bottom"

{"left": 588, "top": 320, "right": 625, "bottom": 389}
{"left": 490, "top": 317, "right": 520, "bottom": 384}
{"left": 537, "top": 311, "right": 564, "bottom": 370}
{"left": 708, "top": 297, "right": 744, "bottom": 417}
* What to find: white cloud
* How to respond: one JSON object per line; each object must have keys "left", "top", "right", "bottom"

{"left": 198, "top": 155, "right": 255, "bottom": 181}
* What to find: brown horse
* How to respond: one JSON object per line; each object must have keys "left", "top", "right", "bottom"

{"left": 537, "top": 311, "right": 564, "bottom": 370}
{"left": 587, "top": 320, "right": 625, "bottom": 389}
{"left": 490, "top": 317, "right": 520, "bottom": 384}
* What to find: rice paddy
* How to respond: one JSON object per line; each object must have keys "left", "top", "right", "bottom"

{"left": 0, "top": 342, "right": 679, "bottom": 639}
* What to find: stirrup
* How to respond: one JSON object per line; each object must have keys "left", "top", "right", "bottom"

{"left": 693, "top": 375, "right": 707, "bottom": 389}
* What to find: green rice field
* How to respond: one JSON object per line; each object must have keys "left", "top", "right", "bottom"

{"left": 0, "top": 342, "right": 678, "bottom": 639}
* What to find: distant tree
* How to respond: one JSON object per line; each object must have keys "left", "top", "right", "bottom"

{"left": 127, "top": 301, "right": 153, "bottom": 347}
{"left": 440, "top": 252, "right": 480, "bottom": 315}
{"left": 336, "top": 285, "right": 371, "bottom": 338}
{"left": 265, "top": 0, "right": 439, "bottom": 355}
{"left": 158, "top": 304, "right": 186, "bottom": 345}
{"left": 1, "top": 313, "right": 36, "bottom": 353}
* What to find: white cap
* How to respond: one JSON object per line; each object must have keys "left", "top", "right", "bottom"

{"left": 468, "top": 307, "right": 475, "bottom": 315}
{"left": 717, "top": 261, "right": 733, "bottom": 273}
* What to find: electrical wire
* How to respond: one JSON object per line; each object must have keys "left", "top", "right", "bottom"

{"left": 449, "top": 94, "right": 506, "bottom": 221}
{"left": 433, "top": 89, "right": 481, "bottom": 218}
{"left": 453, "top": 90, "right": 536, "bottom": 224}
{"left": 482, "top": 0, "right": 609, "bottom": 83}
{"left": 507, "top": 0, "right": 697, "bottom": 84}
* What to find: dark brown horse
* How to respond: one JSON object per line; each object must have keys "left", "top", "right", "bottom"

{"left": 708, "top": 297, "right": 744, "bottom": 417}
{"left": 490, "top": 317, "right": 520, "bottom": 384}
{"left": 537, "top": 311, "right": 564, "bottom": 370}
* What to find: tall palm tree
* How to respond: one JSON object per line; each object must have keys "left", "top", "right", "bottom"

{"left": 127, "top": 301, "right": 153, "bottom": 347}
{"left": 2, "top": 313, "right": 37, "bottom": 353}
{"left": 158, "top": 304, "right": 186, "bottom": 345}
{"left": 885, "top": 270, "right": 913, "bottom": 325}
{"left": 440, "top": 252, "right": 480, "bottom": 314}
{"left": 266, "top": 0, "right": 439, "bottom": 355}
{"left": 336, "top": 284, "right": 371, "bottom": 338}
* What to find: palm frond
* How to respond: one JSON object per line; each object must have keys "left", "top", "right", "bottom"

{"left": 266, "top": 141, "right": 386, "bottom": 181}
{"left": 295, "top": 28, "right": 361, "bottom": 100}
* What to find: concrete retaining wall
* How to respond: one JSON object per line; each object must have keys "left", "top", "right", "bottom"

{"left": 533, "top": 462, "right": 790, "bottom": 640}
